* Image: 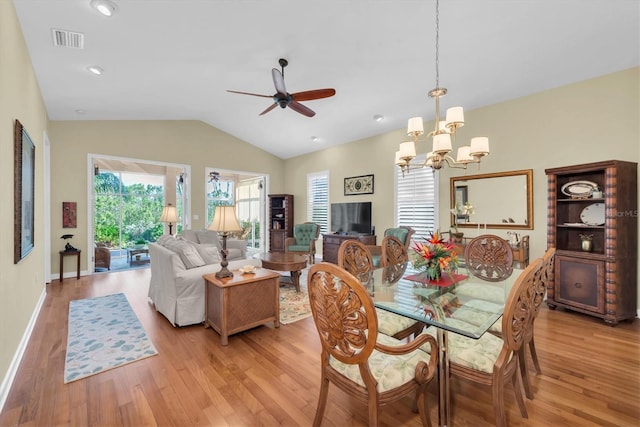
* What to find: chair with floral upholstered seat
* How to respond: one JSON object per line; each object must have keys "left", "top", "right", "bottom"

{"left": 338, "top": 239, "right": 425, "bottom": 341}
{"left": 425, "top": 257, "right": 545, "bottom": 426}
{"left": 464, "top": 234, "right": 514, "bottom": 282}
{"left": 307, "top": 262, "right": 438, "bottom": 427}
{"left": 368, "top": 226, "right": 415, "bottom": 268}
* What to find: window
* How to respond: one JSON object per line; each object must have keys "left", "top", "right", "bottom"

{"left": 395, "top": 155, "right": 439, "bottom": 242}
{"left": 206, "top": 176, "right": 235, "bottom": 225}
{"left": 94, "top": 171, "right": 165, "bottom": 248}
{"left": 307, "top": 171, "right": 329, "bottom": 234}
{"left": 236, "top": 178, "right": 262, "bottom": 249}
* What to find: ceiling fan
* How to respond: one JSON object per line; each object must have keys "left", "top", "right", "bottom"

{"left": 227, "top": 58, "right": 336, "bottom": 117}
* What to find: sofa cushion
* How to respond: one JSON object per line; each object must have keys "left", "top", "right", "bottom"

{"left": 196, "top": 229, "right": 222, "bottom": 248}
{"left": 195, "top": 244, "right": 221, "bottom": 264}
{"left": 180, "top": 229, "right": 199, "bottom": 244}
{"left": 162, "top": 237, "right": 206, "bottom": 269}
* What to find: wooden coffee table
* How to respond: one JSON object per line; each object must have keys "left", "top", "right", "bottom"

{"left": 258, "top": 252, "right": 308, "bottom": 292}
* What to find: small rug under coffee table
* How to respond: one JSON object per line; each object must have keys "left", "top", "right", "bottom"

{"left": 279, "top": 269, "right": 312, "bottom": 324}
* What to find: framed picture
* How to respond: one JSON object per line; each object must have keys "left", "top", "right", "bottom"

{"left": 63, "top": 202, "right": 77, "bottom": 228}
{"left": 14, "top": 119, "right": 35, "bottom": 264}
{"left": 344, "top": 174, "right": 374, "bottom": 196}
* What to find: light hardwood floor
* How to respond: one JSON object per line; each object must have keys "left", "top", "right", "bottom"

{"left": 1, "top": 268, "right": 639, "bottom": 426}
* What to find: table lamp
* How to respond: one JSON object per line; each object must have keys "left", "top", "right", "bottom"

{"left": 208, "top": 205, "right": 242, "bottom": 278}
{"left": 159, "top": 203, "right": 178, "bottom": 235}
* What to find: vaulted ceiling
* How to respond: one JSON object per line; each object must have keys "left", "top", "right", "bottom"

{"left": 13, "top": 0, "right": 639, "bottom": 159}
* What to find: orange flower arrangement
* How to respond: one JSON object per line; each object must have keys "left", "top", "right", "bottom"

{"left": 410, "top": 232, "right": 459, "bottom": 281}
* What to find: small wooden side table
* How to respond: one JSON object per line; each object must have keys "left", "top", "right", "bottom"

{"left": 59, "top": 250, "right": 81, "bottom": 282}
{"left": 203, "top": 269, "right": 280, "bottom": 345}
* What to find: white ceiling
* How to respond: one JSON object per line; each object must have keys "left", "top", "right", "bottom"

{"left": 13, "top": 0, "right": 640, "bottom": 159}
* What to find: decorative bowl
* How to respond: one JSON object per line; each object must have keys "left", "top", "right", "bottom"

{"left": 239, "top": 265, "right": 257, "bottom": 274}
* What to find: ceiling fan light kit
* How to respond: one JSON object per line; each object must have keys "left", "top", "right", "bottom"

{"left": 396, "top": 0, "right": 489, "bottom": 175}
{"left": 227, "top": 58, "right": 336, "bottom": 118}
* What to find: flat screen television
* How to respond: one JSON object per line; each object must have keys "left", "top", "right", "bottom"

{"left": 330, "top": 202, "right": 372, "bottom": 235}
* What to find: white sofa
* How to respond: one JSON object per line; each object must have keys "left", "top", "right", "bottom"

{"left": 148, "top": 230, "right": 261, "bottom": 326}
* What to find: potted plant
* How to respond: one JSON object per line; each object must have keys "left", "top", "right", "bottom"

{"left": 133, "top": 238, "right": 147, "bottom": 249}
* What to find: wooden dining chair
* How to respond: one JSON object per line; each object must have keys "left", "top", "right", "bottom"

{"left": 307, "top": 262, "right": 438, "bottom": 427}
{"left": 519, "top": 247, "right": 556, "bottom": 399}
{"left": 464, "top": 234, "right": 514, "bottom": 282}
{"left": 338, "top": 240, "right": 424, "bottom": 341}
{"left": 425, "top": 257, "right": 544, "bottom": 426}
{"left": 380, "top": 235, "right": 407, "bottom": 267}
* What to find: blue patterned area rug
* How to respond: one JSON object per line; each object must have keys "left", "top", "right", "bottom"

{"left": 64, "top": 293, "right": 158, "bottom": 383}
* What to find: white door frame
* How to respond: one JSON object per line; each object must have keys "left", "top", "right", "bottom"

{"left": 87, "top": 153, "right": 191, "bottom": 272}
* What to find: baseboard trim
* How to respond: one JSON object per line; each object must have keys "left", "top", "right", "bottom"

{"left": 0, "top": 288, "right": 46, "bottom": 413}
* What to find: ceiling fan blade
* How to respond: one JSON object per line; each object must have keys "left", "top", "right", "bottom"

{"left": 291, "top": 88, "right": 336, "bottom": 102}
{"left": 259, "top": 103, "right": 278, "bottom": 116}
{"left": 272, "top": 68, "right": 287, "bottom": 95}
{"left": 288, "top": 100, "right": 315, "bottom": 117}
{"left": 227, "top": 90, "right": 272, "bottom": 98}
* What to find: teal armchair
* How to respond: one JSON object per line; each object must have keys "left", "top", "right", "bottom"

{"left": 285, "top": 222, "right": 320, "bottom": 264}
{"left": 368, "top": 226, "right": 415, "bottom": 268}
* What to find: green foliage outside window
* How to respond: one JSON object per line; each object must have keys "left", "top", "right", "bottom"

{"left": 94, "top": 172, "right": 167, "bottom": 248}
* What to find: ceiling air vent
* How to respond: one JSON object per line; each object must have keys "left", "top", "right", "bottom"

{"left": 51, "top": 29, "right": 84, "bottom": 49}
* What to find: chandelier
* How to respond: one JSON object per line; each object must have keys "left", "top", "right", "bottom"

{"left": 395, "top": 0, "right": 489, "bottom": 174}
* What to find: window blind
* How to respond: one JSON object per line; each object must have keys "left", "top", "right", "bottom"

{"left": 307, "top": 171, "right": 329, "bottom": 234}
{"left": 395, "top": 155, "right": 438, "bottom": 243}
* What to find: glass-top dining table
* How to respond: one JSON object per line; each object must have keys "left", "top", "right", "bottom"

{"left": 365, "top": 262, "right": 523, "bottom": 427}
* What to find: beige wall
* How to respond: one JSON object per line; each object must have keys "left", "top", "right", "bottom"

{"left": 1, "top": 0, "right": 639, "bottom": 400}
{"left": 48, "top": 120, "right": 286, "bottom": 274}
{"left": 0, "top": 0, "right": 49, "bottom": 393}
{"left": 283, "top": 67, "right": 640, "bottom": 302}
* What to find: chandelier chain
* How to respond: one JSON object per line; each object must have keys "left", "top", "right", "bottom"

{"left": 435, "top": 0, "right": 440, "bottom": 89}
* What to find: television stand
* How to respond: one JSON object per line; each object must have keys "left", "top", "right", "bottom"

{"left": 322, "top": 234, "right": 376, "bottom": 264}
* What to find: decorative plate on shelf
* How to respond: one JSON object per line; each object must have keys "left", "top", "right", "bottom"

{"left": 561, "top": 180, "right": 598, "bottom": 198}
{"left": 580, "top": 203, "right": 605, "bottom": 226}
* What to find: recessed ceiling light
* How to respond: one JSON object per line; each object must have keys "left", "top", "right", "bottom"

{"left": 90, "top": 0, "right": 117, "bottom": 17}
{"left": 87, "top": 65, "right": 103, "bottom": 75}
{"left": 311, "top": 136, "right": 321, "bottom": 143}
{"left": 373, "top": 114, "right": 384, "bottom": 122}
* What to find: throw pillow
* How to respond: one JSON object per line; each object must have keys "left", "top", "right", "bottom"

{"left": 179, "top": 229, "right": 199, "bottom": 243}
{"left": 163, "top": 237, "right": 206, "bottom": 269}
{"left": 196, "top": 244, "right": 221, "bottom": 264}
{"left": 156, "top": 235, "right": 174, "bottom": 246}
{"left": 196, "top": 229, "right": 222, "bottom": 249}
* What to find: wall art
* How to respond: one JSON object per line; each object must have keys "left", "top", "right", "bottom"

{"left": 344, "top": 174, "right": 374, "bottom": 196}
{"left": 63, "top": 202, "right": 77, "bottom": 228}
{"left": 14, "top": 119, "right": 35, "bottom": 263}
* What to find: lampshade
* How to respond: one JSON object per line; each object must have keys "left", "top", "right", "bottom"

{"left": 470, "top": 137, "right": 490, "bottom": 156}
{"left": 456, "top": 146, "right": 473, "bottom": 163}
{"left": 208, "top": 206, "right": 242, "bottom": 233}
{"left": 394, "top": 151, "right": 405, "bottom": 166}
{"left": 432, "top": 132, "right": 452, "bottom": 154}
{"left": 159, "top": 204, "right": 178, "bottom": 223}
{"left": 445, "top": 106, "right": 464, "bottom": 125}
{"left": 398, "top": 141, "right": 416, "bottom": 160}
{"left": 407, "top": 117, "right": 424, "bottom": 135}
